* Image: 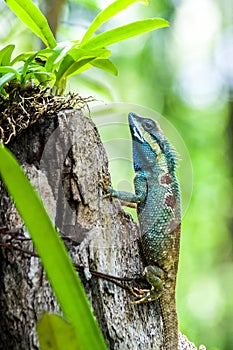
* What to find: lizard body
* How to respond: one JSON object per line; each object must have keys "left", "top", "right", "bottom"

{"left": 108, "top": 112, "right": 181, "bottom": 350}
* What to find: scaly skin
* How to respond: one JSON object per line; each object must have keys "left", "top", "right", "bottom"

{"left": 108, "top": 113, "right": 181, "bottom": 350}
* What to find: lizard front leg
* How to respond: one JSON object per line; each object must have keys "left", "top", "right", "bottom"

{"left": 103, "top": 171, "right": 147, "bottom": 205}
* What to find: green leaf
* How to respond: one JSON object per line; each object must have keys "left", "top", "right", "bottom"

{"left": 82, "top": 17, "right": 169, "bottom": 50}
{"left": 0, "top": 72, "right": 17, "bottom": 89}
{"left": 0, "top": 145, "right": 107, "bottom": 350}
{"left": 62, "top": 57, "right": 97, "bottom": 77}
{"left": 21, "top": 52, "right": 38, "bottom": 79}
{"left": 37, "top": 314, "right": 80, "bottom": 350}
{"left": 0, "top": 66, "right": 23, "bottom": 91}
{"left": 5, "top": 0, "right": 56, "bottom": 48}
{"left": 34, "top": 71, "right": 54, "bottom": 83}
{"left": 55, "top": 56, "right": 97, "bottom": 93}
{"left": 0, "top": 67, "right": 21, "bottom": 89}
{"left": 55, "top": 48, "right": 111, "bottom": 91}
{"left": 23, "top": 70, "right": 53, "bottom": 85}
{"left": 0, "top": 44, "right": 15, "bottom": 66}
{"left": 11, "top": 51, "right": 37, "bottom": 65}
{"left": 45, "top": 42, "right": 74, "bottom": 72}
{"left": 69, "top": 47, "right": 111, "bottom": 60}
{"left": 80, "top": 0, "right": 148, "bottom": 46}
{"left": 0, "top": 66, "right": 21, "bottom": 78}
{"left": 91, "top": 58, "right": 118, "bottom": 76}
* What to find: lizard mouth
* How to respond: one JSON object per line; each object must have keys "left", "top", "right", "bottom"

{"left": 128, "top": 113, "right": 145, "bottom": 143}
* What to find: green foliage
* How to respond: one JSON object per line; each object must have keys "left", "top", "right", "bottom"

{"left": 1, "top": 0, "right": 169, "bottom": 94}
{"left": 0, "top": 144, "right": 107, "bottom": 350}
{"left": 81, "top": 18, "right": 168, "bottom": 50}
{"left": 5, "top": 0, "right": 56, "bottom": 48}
{"left": 37, "top": 314, "right": 80, "bottom": 350}
{"left": 80, "top": 0, "right": 149, "bottom": 45}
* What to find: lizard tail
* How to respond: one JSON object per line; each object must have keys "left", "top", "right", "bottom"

{"left": 159, "top": 289, "right": 178, "bottom": 350}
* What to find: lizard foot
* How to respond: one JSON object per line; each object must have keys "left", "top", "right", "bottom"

{"left": 130, "top": 266, "right": 165, "bottom": 304}
{"left": 99, "top": 174, "right": 112, "bottom": 198}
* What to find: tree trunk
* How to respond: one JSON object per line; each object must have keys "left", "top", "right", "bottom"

{"left": 0, "top": 109, "right": 203, "bottom": 350}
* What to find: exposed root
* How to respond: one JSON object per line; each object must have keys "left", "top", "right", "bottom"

{"left": 0, "top": 81, "right": 93, "bottom": 144}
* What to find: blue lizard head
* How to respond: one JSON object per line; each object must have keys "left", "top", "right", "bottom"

{"left": 128, "top": 112, "right": 177, "bottom": 173}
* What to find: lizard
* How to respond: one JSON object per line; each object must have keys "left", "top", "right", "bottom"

{"left": 106, "top": 112, "right": 181, "bottom": 350}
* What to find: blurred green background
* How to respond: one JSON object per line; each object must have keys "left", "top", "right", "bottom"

{"left": 1, "top": 0, "right": 232, "bottom": 349}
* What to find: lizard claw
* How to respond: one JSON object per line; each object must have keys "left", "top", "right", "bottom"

{"left": 99, "top": 174, "right": 112, "bottom": 196}
{"left": 129, "top": 287, "right": 154, "bottom": 304}
{"left": 129, "top": 286, "right": 151, "bottom": 298}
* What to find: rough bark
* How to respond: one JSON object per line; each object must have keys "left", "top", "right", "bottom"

{"left": 0, "top": 109, "right": 203, "bottom": 350}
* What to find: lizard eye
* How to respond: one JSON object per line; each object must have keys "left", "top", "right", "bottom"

{"left": 160, "top": 142, "right": 165, "bottom": 150}
{"left": 142, "top": 119, "right": 156, "bottom": 131}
